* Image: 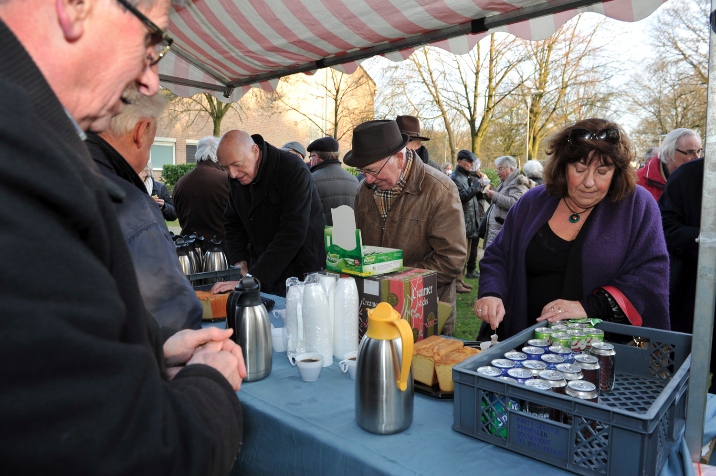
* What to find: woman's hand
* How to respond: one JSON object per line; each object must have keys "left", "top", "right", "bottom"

{"left": 474, "top": 296, "right": 505, "bottom": 331}
{"left": 536, "top": 299, "right": 586, "bottom": 324}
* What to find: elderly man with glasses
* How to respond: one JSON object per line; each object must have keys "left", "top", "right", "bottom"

{"left": 0, "top": 0, "right": 246, "bottom": 473}
{"left": 482, "top": 155, "right": 532, "bottom": 249}
{"left": 345, "top": 120, "right": 467, "bottom": 336}
{"left": 637, "top": 128, "right": 702, "bottom": 201}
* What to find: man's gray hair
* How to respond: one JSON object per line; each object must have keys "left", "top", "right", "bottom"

{"left": 196, "top": 136, "right": 220, "bottom": 163}
{"left": 644, "top": 147, "right": 660, "bottom": 161}
{"left": 523, "top": 160, "right": 543, "bottom": 179}
{"left": 473, "top": 157, "right": 482, "bottom": 170}
{"left": 107, "top": 92, "right": 167, "bottom": 137}
{"left": 495, "top": 155, "right": 518, "bottom": 170}
{"left": 659, "top": 129, "right": 700, "bottom": 164}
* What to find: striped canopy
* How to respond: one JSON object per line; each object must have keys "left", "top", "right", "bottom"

{"left": 159, "top": 0, "right": 666, "bottom": 102}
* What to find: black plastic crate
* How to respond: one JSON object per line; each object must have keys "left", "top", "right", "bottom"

{"left": 188, "top": 267, "right": 242, "bottom": 289}
{"left": 452, "top": 321, "right": 691, "bottom": 475}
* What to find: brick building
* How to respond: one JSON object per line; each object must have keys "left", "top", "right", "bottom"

{"left": 151, "top": 67, "right": 375, "bottom": 173}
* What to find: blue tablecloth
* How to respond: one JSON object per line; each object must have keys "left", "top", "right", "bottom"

{"left": 213, "top": 294, "right": 706, "bottom": 475}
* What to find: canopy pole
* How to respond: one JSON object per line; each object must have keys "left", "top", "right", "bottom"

{"left": 685, "top": 3, "right": 716, "bottom": 462}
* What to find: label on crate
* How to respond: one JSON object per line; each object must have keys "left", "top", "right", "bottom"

{"left": 509, "top": 413, "right": 569, "bottom": 464}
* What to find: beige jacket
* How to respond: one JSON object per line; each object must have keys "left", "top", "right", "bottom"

{"left": 354, "top": 156, "right": 467, "bottom": 334}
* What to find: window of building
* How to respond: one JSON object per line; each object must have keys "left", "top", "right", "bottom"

{"left": 186, "top": 139, "right": 199, "bottom": 164}
{"left": 150, "top": 138, "right": 176, "bottom": 170}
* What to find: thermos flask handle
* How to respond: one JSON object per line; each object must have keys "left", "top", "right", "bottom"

{"left": 392, "top": 318, "right": 413, "bottom": 392}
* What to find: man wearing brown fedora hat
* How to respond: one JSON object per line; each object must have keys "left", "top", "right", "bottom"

{"left": 345, "top": 120, "right": 467, "bottom": 335}
{"left": 396, "top": 115, "right": 441, "bottom": 171}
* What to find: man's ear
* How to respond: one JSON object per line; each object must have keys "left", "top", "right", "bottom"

{"left": 132, "top": 120, "right": 151, "bottom": 150}
{"left": 56, "top": 0, "right": 91, "bottom": 41}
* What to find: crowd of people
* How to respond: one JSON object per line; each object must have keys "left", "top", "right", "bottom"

{"left": 0, "top": 0, "right": 710, "bottom": 469}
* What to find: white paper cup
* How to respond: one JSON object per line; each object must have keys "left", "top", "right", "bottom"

{"left": 339, "top": 351, "right": 358, "bottom": 379}
{"left": 291, "top": 352, "right": 323, "bottom": 382}
{"left": 271, "top": 327, "right": 286, "bottom": 352}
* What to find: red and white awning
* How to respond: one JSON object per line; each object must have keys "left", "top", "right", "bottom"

{"left": 159, "top": 0, "right": 666, "bottom": 102}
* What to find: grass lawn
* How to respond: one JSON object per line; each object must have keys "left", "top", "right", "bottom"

{"left": 453, "top": 274, "right": 481, "bottom": 340}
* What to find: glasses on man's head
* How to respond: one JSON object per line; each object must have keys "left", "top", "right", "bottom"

{"left": 116, "top": 0, "right": 174, "bottom": 66}
{"left": 567, "top": 128, "right": 621, "bottom": 147}
{"left": 496, "top": 166, "right": 508, "bottom": 172}
{"left": 675, "top": 147, "right": 703, "bottom": 158}
{"left": 359, "top": 156, "right": 392, "bottom": 177}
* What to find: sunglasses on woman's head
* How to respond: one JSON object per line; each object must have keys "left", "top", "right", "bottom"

{"left": 567, "top": 128, "right": 620, "bottom": 146}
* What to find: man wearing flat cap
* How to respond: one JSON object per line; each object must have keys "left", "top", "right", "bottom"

{"left": 281, "top": 140, "right": 308, "bottom": 165}
{"left": 396, "top": 115, "right": 442, "bottom": 171}
{"left": 451, "top": 150, "right": 490, "bottom": 293}
{"left": 308, "top": 137, "right": 359, "bottom": 226}
{"left": 345, "top": 120, "right": 467, "bottom": 335}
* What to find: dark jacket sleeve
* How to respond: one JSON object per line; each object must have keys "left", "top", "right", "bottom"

{"left": 659, "top": 167, "right": 700, "bottom": 263}
{"left": 224, "top": 186, "right": 251, "bottom": 266}
{"left": 156, "top": 180, "right": 178, "bottom": 221}
{"left": 251, "top": 157, "right": 317, "bottom": 287}
{"left": 0, "top": 100, "right": 241, "bottom": 475}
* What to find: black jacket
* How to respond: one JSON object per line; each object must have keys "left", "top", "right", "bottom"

{"left": 174, "top": 160, "right": 230, "bottom": 248}
{"left": 658, "top": 158, "right": 703, "bottom": 334}
{"left": 225, "top": 135, "right": 326, "bottom": 296}
{"left": 151, "top": 177, "right": 177, "bottom": 221}
{"left": 451, "top": 165, "right": 484, "bottom": 237}
{"left": 416, "top": 145, "right": 442, "bottom": 171}
{"left": 0, "top": 19, "right": 241, "bottom": 474}
{"left": 310, "top": 159, "right": 359, "bottom": 225}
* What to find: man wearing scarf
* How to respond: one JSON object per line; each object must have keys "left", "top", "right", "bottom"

{"left": 345, "top": 120, "right": 466, "bottom": 335}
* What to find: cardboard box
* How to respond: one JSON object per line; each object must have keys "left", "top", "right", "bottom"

{"left": 330, "top": 268, "right": 439, "bottom": 343}
{"left": 324, "top": 206, "right": 402, "bottom": 277}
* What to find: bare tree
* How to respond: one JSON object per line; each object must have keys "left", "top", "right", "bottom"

{"left": 274, "top": 67, "right": 375, "bottom": 141}
{"left": 627, "top": 0, "right": 708, "bottom": 147}
{"left": 519, "top": 15, "right": 615, "bottom": 161}
{"left": 163, "top": 91, "right": 243, "bottom": 137}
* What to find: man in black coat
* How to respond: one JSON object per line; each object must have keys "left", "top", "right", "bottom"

{"left": 658, "top": 157, "right": 715, "bottom": 391}
{"left": 211, "top": 130, "right": 326, "bottom": 297}
{"left": 174, "top": 136, "right": 230, "bottom": 247}
{"left": 308, "top": 136, "right": 359, "bottom": 225}
{"left": 0, "top": 0, "right": 245, "bottom": 473}
{"left": 451, "top": 150, "right": 488, "bottom": 293}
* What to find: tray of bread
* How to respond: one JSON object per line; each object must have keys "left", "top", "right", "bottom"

{"left": 412, "top": 336, "right": 481, "bottom": 398}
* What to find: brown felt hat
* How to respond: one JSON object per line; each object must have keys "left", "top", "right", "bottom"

{"left": 343, "top": 120, "right": 410, "bottom": 168}
{"left": 395, "top": 115, "right": 430, "bottom": 141}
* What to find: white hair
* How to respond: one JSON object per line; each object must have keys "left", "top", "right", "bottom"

{"left": 107, "top": 91, "right": 167, "bottom": 137}
{"left": 495, "top": 155, "right": 518, "bottom": 170}
{"left": 523, "top": 160, "right": 543, "bottom": 179}
{"left": 659, "top": 129, "right": 701, "bottom": 164}
{"left": 196, "top": 136, "right": 220, "bottom": 163}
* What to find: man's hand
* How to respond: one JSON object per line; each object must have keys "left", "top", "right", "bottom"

{"left": 153, "top": 197, "right": 165, "bottom": 208}
{"left": 164, "top": 327, "right": 235, "bottom": 367}
{"left": 164, "top": 328, "right": 248, "bottom": 391}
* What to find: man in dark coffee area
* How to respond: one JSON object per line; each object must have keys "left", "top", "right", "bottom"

{"left": 211, "top": 130, "right": 326, "bottom": 297}
{"left": 0, "top": 0, "right": 245, "bottom": 472}
{"left": 308, "top": 136, "right": 359, "bottom": 225}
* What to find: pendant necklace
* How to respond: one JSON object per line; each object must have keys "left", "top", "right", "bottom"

{"left": 563, "top": 198, "right": 595, "bottom": 223}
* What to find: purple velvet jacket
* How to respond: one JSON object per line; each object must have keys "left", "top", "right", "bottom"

{"left": 478, "top": 185, "right": 670, "bottom": 338}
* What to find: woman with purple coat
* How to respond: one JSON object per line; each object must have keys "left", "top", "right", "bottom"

{"left": 474, "top": 118, "right": 670, "bottom": 341}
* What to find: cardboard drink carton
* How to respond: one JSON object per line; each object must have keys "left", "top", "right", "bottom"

{"left": 324, "top": 205, "right": 402, "bottom": 276}
{"left": 329, "top": 268, "right": 439, "bottom": 343}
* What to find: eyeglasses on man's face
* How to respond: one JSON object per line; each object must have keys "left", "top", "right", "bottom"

{"left": 116, "top": 0, "right": 174, "bottom": 66}
{"left": 675, "top": 147, "right": 703, "bottom": 158}
{"left": 567, "top": 128, "right": 621, "bottom": 147}
{"left": 359, "top": 156, "right": 393, "bottom": 177}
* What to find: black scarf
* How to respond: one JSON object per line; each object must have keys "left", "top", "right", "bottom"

{"left": 85, "top": 132, "right": 148, "bottom": 194}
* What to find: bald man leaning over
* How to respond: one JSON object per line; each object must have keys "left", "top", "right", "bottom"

{"left": 211, "top": 131, "right": 326, "bottom": 297}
